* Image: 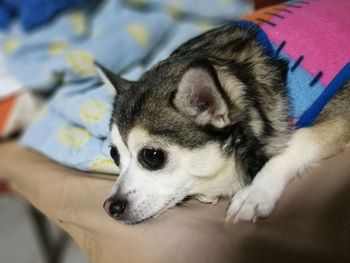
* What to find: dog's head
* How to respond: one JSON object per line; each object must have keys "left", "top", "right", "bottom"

{"left": 97, "top": 24, "right": 289, "bottom": 224}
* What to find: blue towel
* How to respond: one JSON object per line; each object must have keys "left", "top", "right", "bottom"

{"left": 21, "top": 78, "right": 117, "bottom": 173}
{"left": 0, "top": 0, "right": 173, "bottom": 91}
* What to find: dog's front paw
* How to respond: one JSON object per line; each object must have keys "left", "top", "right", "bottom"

{"left": 226, "top": 185, "right": 278, "bottom": 223}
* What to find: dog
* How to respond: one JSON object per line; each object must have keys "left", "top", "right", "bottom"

{"left": 97, "top": 16, "right": 350, "bottom": 224}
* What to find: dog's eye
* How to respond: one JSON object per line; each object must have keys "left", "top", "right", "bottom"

{"left": 110, "top": 146, "right": 120, "bottom": 166}
{"left": 139, "top": 148, "right": 166, "bottom": 170}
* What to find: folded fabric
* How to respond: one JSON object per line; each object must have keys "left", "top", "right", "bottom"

{"left": 21, "top": 84, "right": 116, "bottom": 173}
{"left": 122, "top": 0, "right": 252, "bottom": 21}
{"left": 0, "top": 0, "right": 174, "bottom": 140}
{"left": 0, "top": 94, "right": 17, "bottom": 137}
{"left": 0, "top": 0, "right": 173, "bottom": 92}
{"left": 124, "top": 21, "right": 217, "bottom": 80}
{"left": 0, "top": 53, "right": 22, "bottom": 98}
{"left": 0, "top": 0, "right": 96, "bottom": 31}
{"left": 243, "top": 0, "right": 350, "bottom": 128}
{"left": 0, "top": 91, "right": 42, "bottom": 138}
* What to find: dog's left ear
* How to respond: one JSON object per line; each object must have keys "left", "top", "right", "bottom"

{"left": 173, "top": 58, "right": 231, "bottom": 128}
{"left": 95, "top": 62, "right": 132, "bottom": 94}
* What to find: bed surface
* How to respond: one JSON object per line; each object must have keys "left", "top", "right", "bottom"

{"left": 0, "top": 142, "right": 350, "bottom": 263}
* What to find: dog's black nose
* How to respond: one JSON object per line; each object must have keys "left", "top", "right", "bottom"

{"left": 110, "top": 199, "right": 127, "bottom": 217}
{"left": 104, "top": 198, "right": 127, "bottom": 218}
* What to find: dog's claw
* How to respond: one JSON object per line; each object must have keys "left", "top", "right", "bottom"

{"left": 196, "top": 195, "right": 219, "bottom": 205}
{"left": 211, "top": 197, "right": 219, "bottom": 205}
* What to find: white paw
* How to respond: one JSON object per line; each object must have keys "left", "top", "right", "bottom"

{"left": 226, "top": 185, "right": 278, "bottom": 223}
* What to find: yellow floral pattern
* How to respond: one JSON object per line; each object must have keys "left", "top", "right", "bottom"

{"left": 48, "top": 41, "right": 69, "bottom": 55}
{"left": 58, "top": 124, "right": 91, "bottom": 150}
{"left": 196, "top": 20, "right": 215, "bottom": 31}
{"left": 66, "top": 50, "right": 95, "bottom": 77}
{"left": 125, "top": 0, "right": 147, "bottom": 6}
{"left": 126, "top": 23, "right": 150, "bottom": 47}
{"left": 166, "top": 3, "right": 183, "bottom": 20}
{"left": 90, "top": 158, "right": 119, "bottom": 173}
{"left": 2, "top": 37, "right": 20, "bottom": 54}
{"left": 79, "top": 100, "right": 109, "bottom": 123}
{"left": 68, "top": 11, "right": 87, "bottom": 36}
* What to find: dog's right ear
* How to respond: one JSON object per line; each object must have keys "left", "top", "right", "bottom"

{"left": 173, "top": 58, "right": 231, "bottom": 128}
{"left": 95, "top": 62, "right": 131, "bottom": 94}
